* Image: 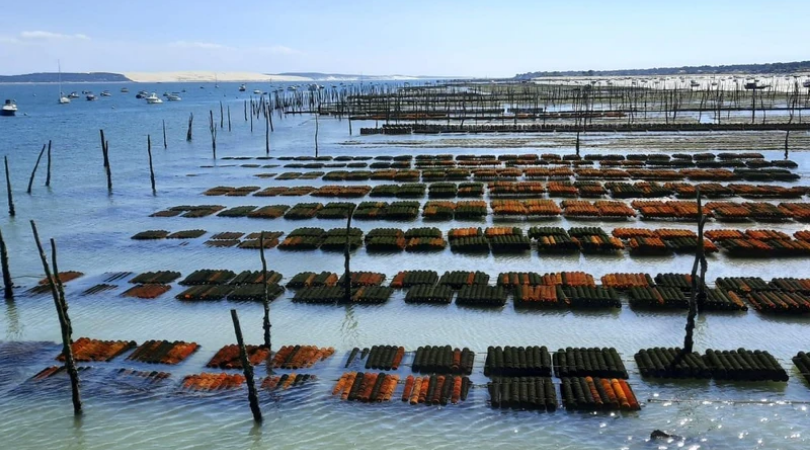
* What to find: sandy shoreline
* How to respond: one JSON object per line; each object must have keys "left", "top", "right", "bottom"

{"left": 123, "top": 71, "right": 312, "bottom": 83}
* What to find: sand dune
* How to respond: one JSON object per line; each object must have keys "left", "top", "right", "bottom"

{"left": 123, "top": 71, "right": 312, "bottom": 83}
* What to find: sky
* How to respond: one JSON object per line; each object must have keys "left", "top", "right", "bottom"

{"left": 1, "top": 0, "right": 808, "bottom": 77}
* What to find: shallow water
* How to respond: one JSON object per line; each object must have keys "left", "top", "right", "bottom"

{"left": 1, "top": 82, "right": 810, "bottom": 449}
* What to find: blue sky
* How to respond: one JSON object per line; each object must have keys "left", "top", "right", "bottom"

{"left": 1, "top": 0, "right": 807, "bottom": 77}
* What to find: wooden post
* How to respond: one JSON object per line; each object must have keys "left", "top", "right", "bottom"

{"left": 162, "top": 120, "right": 167, "bottom": 149}
{"left": 227, "top": 106, "right": 232, "bottom": 132}
{"left": 186, "top": 113, "right": 194, "bottom": 141}
{"left": 103, "top": 141, "right": 112, "bottom": 192}
{"left": 27, "top": 144, "right": 47, "bottom": 194}
{"left": 575, "top": 131, "right": 580, "bottom": 157}
{"left": 209, "top": 110, "right": 217, "bottom": 159}
{"left": 348, "top": 117, "right": 352, "bottom": 136}
{"left": 230, "top": 309, "right": 262, "bottom": 423}
{"left": 30, "top": 221, "right": 82, "bottom": 415}
{"left": 259, "top": 232, "right": 271, "bottom": 351}
{"left": 0, "top": 227, "right": 12, "bottom": 299}
{"left": 683, "top": 187, "right": 706, "bottom": 353}
{"left": 45, "top": 140, "right": 52, "bottom": 187}
{"left": 314, "top": 105, "right": 320, "bottom": 158}
{"left": 250, "top": 98, "right": 254, "bottom": 133}
{"left": 244, "top": 100, "right": 248, "bottom": 122}
{"left": 343, "top": 206, "right": 353, "bottom": 303}
{"left": 785, "top": 130, "right": 790, "bottom": 159}
{"left": 5, "top": 157, "right": 15, "bottom": 217}
{"left": 99, "top": 129, "right": 107, "bottom": 166}
{"left": 220, "top": 101, "right": 224, "bottom": 129}
{"left": 147, "top": 135, "right": 156, "bottom": 195}
{"left": 265, "top": 106, "right": 270, "bottom": 155}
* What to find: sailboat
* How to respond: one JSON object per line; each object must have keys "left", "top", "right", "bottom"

{"left": 57, "top": 61, "right": 70, "bottom": 104}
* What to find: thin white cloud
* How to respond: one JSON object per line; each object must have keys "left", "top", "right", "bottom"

{"left": 169, "top": 40, "right": 231, "bottom": 50}
{"left": 259, "top": 45, "right": 300, "bottom": 55}
{"left": 19, "top": 31, "right": 90, "bottom": 41}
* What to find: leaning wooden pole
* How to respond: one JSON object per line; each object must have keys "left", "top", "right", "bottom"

{"left": 27, "top": 144, "right": 47, "bottom": 194}
{"left": 230, "top": 309, "right": 262, "bottom": 423}
{"left": 259, "top": 232, "right": 271, "bottom": 350}
{"left": 5, "top": 156, "right": 15, "bottom": 217}
{"left": 45, "top": 140, "right": 52, "bottom": 187}
{"left": 147, "top": 135, "right": 156, "bottom": 195}
{"left": 50, "top": 237, "right": 80, "bottom": 414}
{"left": 0, "top": 227, "right": 13, "bottom": 299}
{"left": 30, "top": 221, "right": 82, "bottom": 415}
{"left": 103, "top": 140, "right": 113, "bottom": 192}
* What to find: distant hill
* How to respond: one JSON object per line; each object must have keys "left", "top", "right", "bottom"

{"left": 515, "top": 61, "right": 810, "bottom": 79}
{"left": 0, "top": 72, "right": 131, "bottom": 83}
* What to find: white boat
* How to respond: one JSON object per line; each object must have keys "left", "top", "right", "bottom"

{"left": 86, "top": 93, "right": 96, "bottom": 101}
{"left": 1, "top": 99, "right": 17, "bottom": 117}
{"left": 57, "top": 61, "right": 70, "bottom": 104}
{"left": 239, "top": 84, "right": 246, "bottom": 92}
{"left": 100, "top": 90, "right": 112, "bottom": 97}
{"left": 145, "top": 93, "right": 163, "bottom": 104}
{"left": 68, "top": 91, "right": 79, "bottom": 99}
{"left": 120, "top": 87, "right": 129, "bottom": 93}
{"left": 166, "top": 92, "right": 181, "bottom": 101}
{"left": 253, "top": 89, "right": 263, "bottom": 95}
{"left": 136, "top": 90, "right": 149, "bottom": 99}
{"left": 690, "top": 80, "right": 700, "bottom": 88}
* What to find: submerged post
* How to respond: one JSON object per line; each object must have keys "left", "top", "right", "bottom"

{"left": 227, "top": 105, "right": 232, "bottom": 132}
{"left": 259, "top": 232, "right": 271, "bottom": 350}
{"left": 5, "top": 156, "right": 15, "bottom": 217}
{"left": 0, "top": 227, "right": 12, "bottom": 299}
{"left": 230, "top": 309, "right": 262, "bottom": 423}
{"left": 30, "top": 221, "right": 82, "bottom": 415}
{"left": 162, "top": 119, "right": 168, "bottom": 149}
{"left": 147, "top": 135, "right": 156, "bottom": 195}
{"left": 27, "top": 144, "right": 47, "bottom": 194}
{"left": 186, "top": 113, "right": 194, "bottom": 141}
{"left": 45, "top": 140, "right": 52, "bottom": 187}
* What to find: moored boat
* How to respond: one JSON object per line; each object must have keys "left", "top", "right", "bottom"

{"left": 166, "top": 92, "right": 181, "bottom": 101}
{"left": 239, "top": 83, "right": 246, "bottom": 92}
{"left": 100, "top": 90, "right": 112, "bottom": 97}
{"left": 1, "top": 99, "right": 17, "bottom": 117}
{"left": 145, "top": 93, "right": 163, "bottom": 104}
{"left": 86, "top": 93, "right": 97, "bottom": 101}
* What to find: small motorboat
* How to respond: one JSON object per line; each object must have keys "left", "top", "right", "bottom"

{"left": 253, "top": 89, "right": 263, "bottom": 95}
{"left": 100, "top": 90, "right": 112, "bottom": 97}
{"left": 136, "top": 90, "right": 149, "bottom": 99}
{"left": 239, "top": 83, "right": 246, "bottom": 92}
{"left": 58, "top": 93, "right": 70, "bottom": 104}
{"left": 121, "top": 87, "right": 129, "bottom": 93}
{"left": 1, "top": 99, "right": 17, "bottom": 117}
{"left": 690, "top": 80, "right": 700, "bottom": 88}
{"left": 145, "top": 93, "right": 163, "bottom": 104}
{"left": 166, "top": 92, "right": 182, "bottom": 101}
{"left": 86, "top": 93, "right": 97, "bottom": 101}
{"left": 68, "top": 91, "right": 80, "bottom": 99}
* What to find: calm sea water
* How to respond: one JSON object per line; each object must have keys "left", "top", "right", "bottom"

{"left": 1, "top": 81, "right": 810, "bottom": 450}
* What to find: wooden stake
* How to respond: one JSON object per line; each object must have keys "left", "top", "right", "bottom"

{"left": 250, "top": 98, "right": 254, "bottom": 132}
{"left": 45, "top": 140, "right": 52, "bottom": 187}
{"left": 103, "top": 140, "right": 112, "bottom": 192}
{"left": 186, "top": 113, "right": 194, "bottom": 141}
{"left": 30, "top": 221, "right": 82, "bottom": 415}
{"left": 684, "top": 187, "right": 706, "bottom": 353}
{"left": 230, "top": 309, "right": 262, "bottom": 423}
{"left": 147, "top": 135, "right": 156, "bottom": 195}
{"left": 162, "top": 120, "right": 167, "bottom": 149}
{"left": 575, "top": 131, "right": 580, "bottom": 157}
{"left": 99, "top": 129, "right": 107, "bottom": 167}
{"left": 343, "top": 206, "right": 353, "bottom": 303}
{"left": 228, "top": 105, "right": 232, "bottom": 132}
{"left": 314, "top": 105, "right": 320, "bottom": 158}
{"left": 244, "top": 100, "right": 248, "bottom": 122}
{"left": 259, "top": 232, "right": 271, "bottom": 351}
{"left": 265, "top": 106, "right": 270, "bottom": 155}
{"left": 785, "top": 130, "right": 790, "bottom": 159}
{"left": 0, "top": 227, "right": 12, "bottom": 299}
{"left": 5, "top": 157, "right": 14, "bottom": 217}
{"left": 220, "top": 101, "right": 224, "bottom": 129}
{"left": 27, "top": 144, "right": 47, "bottom": 194}
{"left": 209, "top": 110, "right": 217, "bottom": 159}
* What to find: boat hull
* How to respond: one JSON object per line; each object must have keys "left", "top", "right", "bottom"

{"left": 0, "top": 109, "right": 16, "bottom": 117}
